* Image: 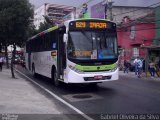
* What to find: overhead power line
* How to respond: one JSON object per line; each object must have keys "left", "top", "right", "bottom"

{"left": 117, "top": 27, "right": 160, "bottom": 33}
{"left": 117, "top": 15, "right": 160, "bottom": 30}
{"left": 77, "top": 0, "right": 93, "bottom": 9}
{"left": 113, "top": 1, "right": 160, "bottom": 17}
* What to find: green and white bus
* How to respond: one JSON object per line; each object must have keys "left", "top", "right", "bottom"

{"left": 25, "top": 18, "right": 119, "bottom": 86}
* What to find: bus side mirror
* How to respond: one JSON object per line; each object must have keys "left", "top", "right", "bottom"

{"left": 63, "top": 34, "right": 68, "bottom": 43}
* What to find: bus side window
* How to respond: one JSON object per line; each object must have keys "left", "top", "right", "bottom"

{"left": 34, "top": 38, "right": 37, "bottom": 52}
{"left": 37, "top": 36, "right": 40, "bottom": 52}
{"left": 50, "top": 30, "right": 56, "bottom": 50}
{"left": 41, "top": 36, "right": 45, "bottom": 51}
{"left": 44, "top": 34, "right": 46, "bottom": 51}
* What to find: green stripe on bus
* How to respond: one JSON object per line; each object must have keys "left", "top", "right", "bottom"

{"left": 48, "top": 26, "right": 58, "bottom": 32}
{"left": 75, "top": 63, "right": 117, "bottom": 71}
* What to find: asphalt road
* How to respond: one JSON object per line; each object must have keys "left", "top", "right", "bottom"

{"left": 16, "top": 65, "right": 160, "bottom": 120}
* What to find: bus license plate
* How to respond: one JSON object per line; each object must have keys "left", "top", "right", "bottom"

{"left": 94, "top": 75, "right": 103, "bottom": 80}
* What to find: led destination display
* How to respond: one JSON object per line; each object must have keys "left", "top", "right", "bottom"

{"left": 69, "top": 20, "right": 115, "bottom": 30}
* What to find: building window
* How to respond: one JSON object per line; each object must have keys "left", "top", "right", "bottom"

{"left": 121, "top": 49, "right": 124, "bottom": 56}
{"left": 130, "top": 25, "right": 136, "bottom": 40}
{"left": 133, "top": 47, "right": 139, "bottom": 57}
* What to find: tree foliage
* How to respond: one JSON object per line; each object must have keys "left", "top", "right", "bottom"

{"left": 37, "top": 21, "right": 53, "bottom": 33}
{"left": 0, "top": 0, "right": 34, "bottom": 47}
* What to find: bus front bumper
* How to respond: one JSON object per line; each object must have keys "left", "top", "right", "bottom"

{"left": 66, "top": 68, "right": 119, "bottom": 83}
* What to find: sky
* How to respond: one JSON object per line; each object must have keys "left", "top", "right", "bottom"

{"left": 29, "top": 0, "right": 160, "bottom": 9}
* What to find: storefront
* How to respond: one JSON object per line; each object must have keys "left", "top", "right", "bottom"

{"left": 141, "top": 46, "right": 160, "bottom": 77}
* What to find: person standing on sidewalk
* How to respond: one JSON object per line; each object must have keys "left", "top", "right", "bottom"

{"left": 0, "top": 55, "right": 3, "bottom": 71}
{"left": 149, "top": 60, "right": 156, "bottom": 78}
{"left": 137, "top": 58, "right": 143, "bottom": 78}
{"left": 133, "top": 57, "right": 139, "bottom": 75}
{"left": 134, "top": 56, "right": 142, "bottom": 77}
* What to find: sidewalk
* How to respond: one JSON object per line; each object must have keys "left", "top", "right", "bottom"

{"left": 0, "top": 68, "right": 66, "bottom": 114}
{"left": 119, "top": 70, "right": 160, "bottom": 81}
{"left": 0, "top": 67, "right": 89, "bottom": 120}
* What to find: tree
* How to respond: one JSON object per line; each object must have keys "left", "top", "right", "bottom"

{"left": 0, "top": 0, "right": 34, "bottom": 78}
{"left": 37, "top": 22, "right": 53, "bottom": 33}
{"left": 27, "top": 16, "right": 54, "bottom": 37}
{"left": 35, "top": 15, "right": 54, "bottom": 33}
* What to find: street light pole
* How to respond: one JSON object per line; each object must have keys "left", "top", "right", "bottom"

{"left": 104, "top": 3, "right": 107, "bottom": 19}
{"left": 107, "top": 0, "right": 114, "bottom": 21}
{"left": 102, "top": 0, "right": 107, "bottom": 19}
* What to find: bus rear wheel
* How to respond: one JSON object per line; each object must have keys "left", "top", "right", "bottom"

{"left": 52, "top": 69, "right": 60, "bottom": 86}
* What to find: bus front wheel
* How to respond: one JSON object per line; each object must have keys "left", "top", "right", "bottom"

{"left": 52, "top": 69, "right": 60, "bottom": 86}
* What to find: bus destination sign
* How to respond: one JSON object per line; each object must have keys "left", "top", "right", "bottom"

{"left": 75, "top": 22, "right": 107, "bottom": 29}
{"left": 69, "top": 20, "right": 114, "bottom": 30}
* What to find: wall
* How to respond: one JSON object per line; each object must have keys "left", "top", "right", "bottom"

{"left": 34, "top": 5, "right": 46, "bottom": 29}
{"left": 154, "top": 6, "right": 160, "bottom": 45}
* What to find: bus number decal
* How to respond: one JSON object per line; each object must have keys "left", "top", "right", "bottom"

{"left": 76, "top": 22, "right": 86, "bottom": 28}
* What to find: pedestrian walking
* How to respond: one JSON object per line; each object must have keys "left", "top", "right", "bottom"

{"left": 124, "top": 60, "right": 129, "bottom": 73}
{"left": 0, "top": 55, "right": 4, "bottom": 71}
{"left": 149, "top": 60, "right": 156, "bottom": 78}
{"left": 137, "top": 58, "right": 143, "bottom": 78}
{"left": 133, "top": 57, "right": 139, "bottom": 75}
{"left": 134, "top": 56, "right": 142, "bottom": 78}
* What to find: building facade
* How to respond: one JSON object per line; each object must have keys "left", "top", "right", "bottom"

{"left": 34, "top": 4, "right": 47, "bottom": 29}
{"left": 117, "top": 15, "right": 155, "bottom": 66}
{"left": 77, "top": 0, "right": 154, "bottom": 24}
{"left": 154, "top": 5, "right": 160, "bottom": 45}
{"left": 34, "top": 3, "right": 74, "bottom": 29}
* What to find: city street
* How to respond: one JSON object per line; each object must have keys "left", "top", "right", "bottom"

{"left": 1, "top": 0, "right": 160, "bottom": 120}
{"left": 14, "top": 65, "right": 160, "bottom": 120}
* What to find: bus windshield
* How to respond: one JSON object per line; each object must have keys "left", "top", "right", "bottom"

{"left": 67, "top": 31, "right": 118, "bottom": 60}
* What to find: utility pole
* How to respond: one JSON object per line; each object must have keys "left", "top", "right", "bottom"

{"left": 102, "top": 0, "right": 114, "bottom": 21}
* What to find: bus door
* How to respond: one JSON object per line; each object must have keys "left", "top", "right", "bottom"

{"left": 57, "top": 27, "right": 66, "bottom": 80}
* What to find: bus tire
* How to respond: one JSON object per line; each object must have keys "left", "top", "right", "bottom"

{"left": 52, "top": 68, "right": 60, "bottom": 86}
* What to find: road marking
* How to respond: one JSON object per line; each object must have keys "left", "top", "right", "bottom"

{"left": 15, "top": 69, "right": 94, "bottom": 120}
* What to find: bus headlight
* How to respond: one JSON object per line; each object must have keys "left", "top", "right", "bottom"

{"left": 68, "top": 65, "right": 84, "bottom": 74}
{"left": 109, "top": 63, "right": 118, "bottom": 72}
{"left": 110, "top": 67, "right": 118, "bottom": 72}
